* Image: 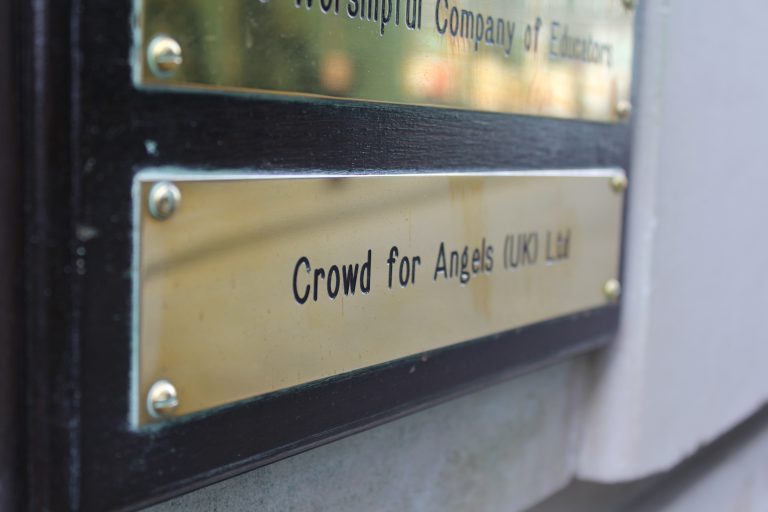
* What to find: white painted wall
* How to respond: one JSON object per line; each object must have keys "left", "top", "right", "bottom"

{"left": 626, "top": 415, "right": 768, "bottom": 512}
{"left": 578, "top": 0, "right": 768, "bottom": 482}
{"left": 529, "top": 413, "right": 768, "bottom": 512}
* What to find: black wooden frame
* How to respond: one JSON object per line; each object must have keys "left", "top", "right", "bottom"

{"left": 13, "top": 0, "right": 636, "bottom": 510}
{"left": 0, "top": 0, "right": 22, "bottom": 509}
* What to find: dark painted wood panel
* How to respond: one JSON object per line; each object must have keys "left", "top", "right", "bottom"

{"left": 11, "top": 0, "right": 634, "bottom": 510}
{"left": 0, "top": 0, "right": 22, "bottom": 509}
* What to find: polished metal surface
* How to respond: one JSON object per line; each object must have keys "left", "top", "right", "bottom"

{"left": 603, "top": 278, "right": 622, "bottom": 302}
{"left": 615, "top": 99, "right": 633, "bottom": 120}
{"left": 146, "top": 35, "right": 183, "bottom": 78}
{"left": 147, "top": 181, "right": 181, "bottom": 221}
{"left": 134, "top": 170, "right": 626, "bottom": 424}
{"left": 135, "top": 0, "right": 635, "bottom": 122}
{"left": 147, "top": 379, "right": 179, "bottom": 418}
{"left": 610, "top": 173, "right": 629, "bottom": 193}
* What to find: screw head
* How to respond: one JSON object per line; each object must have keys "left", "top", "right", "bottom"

{"left": 147, "top": 380, "right": 179, "bottom": 419}
{"left": 611, "top": 173, "right": 628, "bottom": 193}
{"left": 604, "top": 279, "right": 622, "bottom": 303}
{"left": 148, "top": 181, "right": 181, "bottom": 220}
{"left": 616, "top": 100, "right": 632, "bottom": 120}
{"left": 147, "top": 35, "right": 183, "bottom": 78}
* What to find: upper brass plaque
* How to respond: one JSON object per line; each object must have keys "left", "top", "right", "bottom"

{"left": 136, "top": 0, "right": 635, "bottom": 122}
{"left": 134, "top": 170, "right": 626, "bottom": 424}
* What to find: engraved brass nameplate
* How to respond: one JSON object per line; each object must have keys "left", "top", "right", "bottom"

{"left": 136, "top": 0, "right": 635, "bottom": 122}
{"left": 135, "top": 170, "right": 625, "bottom": 424}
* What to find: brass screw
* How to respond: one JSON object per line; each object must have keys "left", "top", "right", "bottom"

{"left": 622, "top": 0, "right": 635, "bottom": 10}
{"left": 604, "top": 279, "right": 622, "bottom": 303}
{"left": 616, "top": 100, "right": 632, "bottom": 120}
{"left": 148, "top": 181, "right": 181, "bottom": 221}
{"left": 611, "top": 173, "right": 628, "bottom": 193}
{"left": 147, "top": 380, "right": 179, "bottom": 419}
{"left": 147, "top": 35, "right": 183, "bottom": 78}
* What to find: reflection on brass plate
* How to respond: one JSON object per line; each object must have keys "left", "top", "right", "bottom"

{"left": 135, "top": 0, "right": 635, "bottom": 122}
{"left": 134, "top": 170, "right": 625, "bottom": 424}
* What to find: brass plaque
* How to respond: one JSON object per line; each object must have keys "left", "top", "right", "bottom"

{"left": 136, "top": 0, "right": 635, "bottom": 122}
{"left": 134, "top": 170, "right": 626, "bottom": 424}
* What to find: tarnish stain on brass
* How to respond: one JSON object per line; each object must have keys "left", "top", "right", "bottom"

{"left": 451, "top": 177, "right": 494, "bottom": 320}
{"left": 142, "top": 182, "right": 451, "bottom": 279}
